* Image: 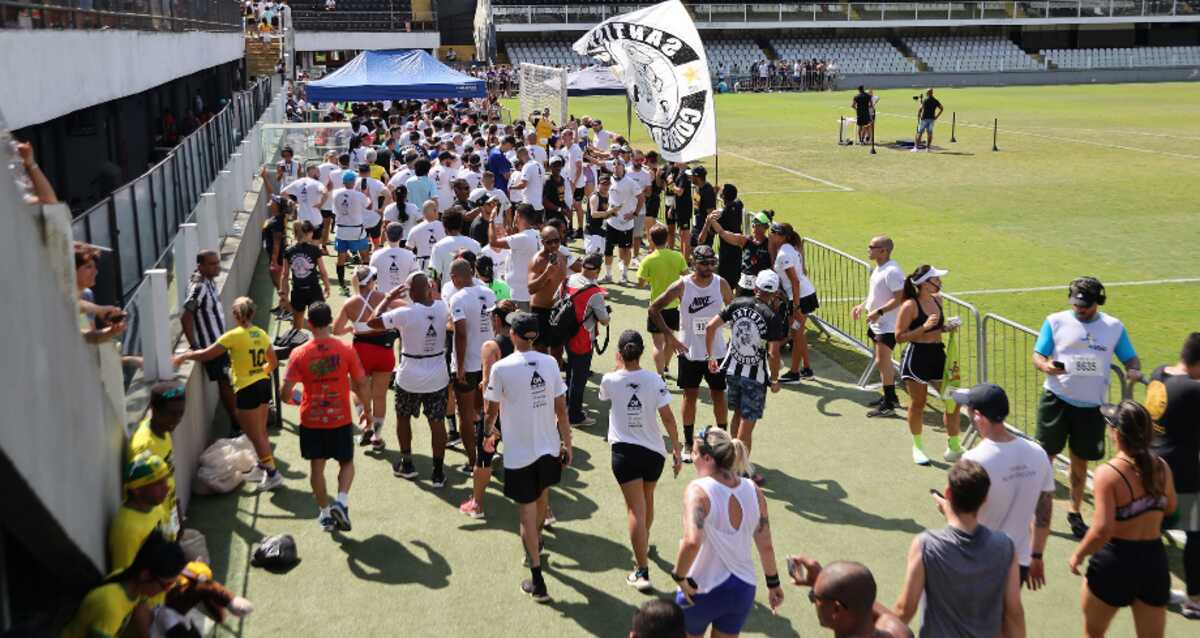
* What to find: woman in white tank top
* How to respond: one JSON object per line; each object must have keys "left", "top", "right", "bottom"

{"left": 332, "top": 266, "right": 400, "bottom": 449}
{"left": 671, "top": 427, "right": 784, "bottom": 636}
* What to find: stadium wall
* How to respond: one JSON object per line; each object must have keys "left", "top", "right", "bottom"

{"left": 294, "top": 31, "right": 441, "bottom": 52}
{"left": 839, "top": 65, "right": 1200, "bottom": 89}
{"left": 0, "top": 30, "right": 245, "bottom": 131}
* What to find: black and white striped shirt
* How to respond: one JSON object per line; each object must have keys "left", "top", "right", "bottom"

{"left": 718, "top": 297, "right": 786, "bottom": 384}
{"left": 184, "top": 274, "right": 225, "bottom": 347}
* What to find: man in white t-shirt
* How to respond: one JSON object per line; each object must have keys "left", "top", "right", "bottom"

{"left": 316, "top": 150, "right": 340, "bottom": 245}
{"left": 430, "top": 152, "right": 458, "bottom": 212}
{"left": 852, "top": 235, "right": 904, "bottom": 417}
{"left": 955, "top": 383, "right": 1055, "bottom": 590}
{"left": 407, "top": 200, "right": 445, "bottom": 271}
{"left": 448, "top": 258, "right": 497, "bottom": 472}
{"left": 369, "top": 223, "right": 417, "bottom": 295}
{"left": 514, "top": 148, "right": 545, "bottom": 214}
{"left": 524, "top": 132, "right": 548, "bottom": 166}
{"left": 481, "top": 310, "right": 571, "bottom": 604}
{"left": 555, "top": 128, "right": 585, "bottom": 239}
{"left": 591, "top": 120, "right": 613, "bottom": 152}
{"left": 429, "top": 207, "right": 481, "bottom": 290}
{"left": 331, "top": 172, "right": 374, "bottom": 291}
{"left": 491, "top": 204, "right": 542, "bottom": 310}
{"left": 602, "top": 161, "right": 639, "bottom": 283}
{"left": 367, "top": 272, "right": 452, "bottom": 488}
{"left": 624, "top": 152, "right": 652, "bottom": 260}
{"left": 281, "top": 165, "right": 328, "bottom": 227}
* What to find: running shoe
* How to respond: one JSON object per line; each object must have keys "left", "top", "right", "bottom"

{"left": 626, "top": 567, "right": 652, "bottom": 593}
{"left": 318, "top": 512, "right": 336, "bottom": 532}
{"left": 257, "top": 471, "right": 284, "bottom": 492}
{"left": 1182, "top": 601, "right": 1200, "bottom": 620}
{"left": 359, "top": 428, "right": 374, "bottom": 447}
{"left": 369, "top": 430, "right": 385, "bottom": 450}
{"left": 460, "top": 499, "right": 486, "bottom": 519}
{"left": 779, "top": 370, "right": 802, "bottom": 384}
{"left": 458, "top": 463, "right": 474, "bottom": 475}
{"left": 681, "top": 450, "right": 693, "bottom": 464}
{"left": 1067, "top": 512, "right": 1089, "bottom": 540}
{"left": 393, "top": 459, "right": 418, "bottom": 479}
{"left": 521, "top": 579, "right": 551, "bottom": 604}
{"left": 447, "top": 429, "right": 462, "bottom": 447}
{"left": 866, "top": 402, "right": 897, "bottom": 418}
{"left": 943, "top": 448, "right": 963, "bottom": 462}
{"left": 431, "top": 468, "right": 446, "bottom": 488}
{"left": 571, "top": 416, "right": 596, "bottom": 427}
{"left": 600, "top": 273, "right": 613, "bottom": 284}
{"left": 543, "top": 511, "right": 557, "bottom": 529}
{"left": 912, "top": 446, "right": 931, "bottom": 466}
{"left": 330, "top": 502, "right": 352, "bottom": 532}
{"left": 799, "top": 367, "right": 815, "bottom": 380}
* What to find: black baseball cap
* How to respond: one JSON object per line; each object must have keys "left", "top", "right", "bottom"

{"left": 951, "top": 383, "right": 1009, "bottom": 423}
{"left": 506, "top": 311, "right": 540, "bottom": 340}
{"left": 686, "top": 166, "right": 707, "bottom": 178}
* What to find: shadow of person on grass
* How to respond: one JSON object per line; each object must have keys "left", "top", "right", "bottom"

{"left": 546, "top": 565, "right": 641, "bottom": 636}
{"left": 334, "top": 534, "right": 451, "bottom": 588}
{"left": 758, "top": 468, "right": 924, "bottom": 534}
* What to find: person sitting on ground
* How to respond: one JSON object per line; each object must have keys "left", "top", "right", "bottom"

{"left": 127, "top": 381, "right": 188, "bottom": 542}
{"left": 785, "top": 556, "right": 913, "bottom": 638}
{"left": 109, "top": 452, "right": 173, "bottom": 573}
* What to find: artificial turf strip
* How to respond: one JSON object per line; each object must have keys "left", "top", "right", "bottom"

{"left": 187, "top": 244, "right": 1190, "bottom": 636}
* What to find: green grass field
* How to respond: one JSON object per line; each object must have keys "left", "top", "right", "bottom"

{"left": 187, "top": 84, "right": 1200, "bottom": 637}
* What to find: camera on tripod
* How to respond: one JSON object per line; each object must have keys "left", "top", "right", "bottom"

{"left": 912, "top": 95, "right": 922, "bottom": 101}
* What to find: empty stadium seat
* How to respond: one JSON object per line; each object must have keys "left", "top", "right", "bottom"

{"left": 1040, "top": 45, "right": 1200, "bottom": 69}
{"left": 771, "top": 36, "right": 916, "bottom": 74}
{"left": 903, "top": 35, "right": 1041, "bottom": 72}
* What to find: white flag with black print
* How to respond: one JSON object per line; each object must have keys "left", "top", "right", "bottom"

{"left": 572, "top": 0, "right": 716, "bottom": 162}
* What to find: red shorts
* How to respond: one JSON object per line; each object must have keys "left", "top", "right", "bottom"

{"left": 353, "top": 341, "right": 395, "bottom": 375}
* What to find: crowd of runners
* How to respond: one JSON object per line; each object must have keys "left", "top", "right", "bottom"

{"left": 60, "top": 86, "right": 1200, "bottom": 638}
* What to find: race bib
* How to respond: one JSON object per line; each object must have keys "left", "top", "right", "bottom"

{"left": 665, "top": 194, "right": 676, "bottom": 206}
{"left": 692, "top": 317, "right": 709, "bottom": 336}
{"left": 738, "top": 273, "right": 755, "bottom": 290}
{"left": 1069, "top": 354, "right": 1104, "bottom": 377}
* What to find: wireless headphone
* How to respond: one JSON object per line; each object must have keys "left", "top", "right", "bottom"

{"left": 1069, "top": 276, "right": 1106, "bottom": 306}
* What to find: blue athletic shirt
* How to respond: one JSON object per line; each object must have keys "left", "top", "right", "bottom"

{"left": 1034, "top": 310, "right": 1136, "bottom": 407}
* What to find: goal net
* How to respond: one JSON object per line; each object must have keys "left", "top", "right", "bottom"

{"left": 518, "top": 63, "right": 568, "bottom": 128}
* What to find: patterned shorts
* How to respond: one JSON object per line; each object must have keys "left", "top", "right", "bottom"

{"left": 394, "top": 386, "right": 449, "bottom": 420}
{"left": 726, "top": 375, "right": 767, "bottom": 422}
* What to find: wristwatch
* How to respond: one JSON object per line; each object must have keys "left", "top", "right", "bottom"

{"left": 1031, "top": 552, "right": 1043, "bottom": 560}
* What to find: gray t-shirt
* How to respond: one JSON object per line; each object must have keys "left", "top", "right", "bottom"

{"left": 919, "top": 525, "right": 1013, "bottom": 638}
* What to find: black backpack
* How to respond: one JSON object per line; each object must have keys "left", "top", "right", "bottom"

{"left": 549, "top": 283, "right": 597, "bottom": 343}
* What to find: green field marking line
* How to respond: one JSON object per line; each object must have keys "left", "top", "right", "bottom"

{"left": 949, "top": 277, "right": 1200, "bottom": 296}
{"left": 724, "top": 150, "right": 855, "bottom": 192}
{"left": 872, "top": 111, "right": 1200, "bottom": 160}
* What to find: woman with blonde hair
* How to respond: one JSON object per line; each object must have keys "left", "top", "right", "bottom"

{"left": 672, "top": 427, "right": 784, "bottom": 637}
{"left": 175, "top": 297, "right": 280, "bottom": 491}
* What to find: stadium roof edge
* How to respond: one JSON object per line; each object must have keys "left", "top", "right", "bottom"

{"left": 496, "top": 15, "right": 1200, "bottom": 33}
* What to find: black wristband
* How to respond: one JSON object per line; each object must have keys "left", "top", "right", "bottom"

{"left": 1031, "top": 552, "right": 1043, "bottom": 560}
{"left": 765, "top": 573, "right": 781, "bottom": 588}
{"left": 671, "top": 572, "right": 686, "bottom": 583}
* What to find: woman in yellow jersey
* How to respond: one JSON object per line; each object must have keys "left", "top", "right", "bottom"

{"left": 175, "top": 297, "right": 281, "bottom": 491}
{"left": 62, "top": 531, "right": 186, "bottom": 638}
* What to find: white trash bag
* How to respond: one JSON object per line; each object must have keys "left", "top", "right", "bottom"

{"left": 194, "top": 435, "right": 258, "bottom": 494}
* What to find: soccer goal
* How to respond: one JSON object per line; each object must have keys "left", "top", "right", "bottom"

{"left": 518, "top": 62, "right": 568, "bottom": 128}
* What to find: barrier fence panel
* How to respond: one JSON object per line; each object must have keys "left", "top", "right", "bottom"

{"left": 800, "top": 237, "right": 874, "bottom": 355}
{"left": 980, "top": 313, "right": 1042, "bottom": 438}
{"left": 939, "top": 293, "right": 985, "bottom": 391}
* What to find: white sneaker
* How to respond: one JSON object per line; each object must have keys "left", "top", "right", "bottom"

{"left": 257, "top": 471, "right": 284, "bottom": 492}
{"left": 912, "top": 446, "right": 931, "bottom": 466}
{"left": 681, "top": 450, "right": 693, "bottom": 464}
{"left": 910, "top": 147, "right": 920, "bottom": 153}
{"left": 600, "top": 273, "right": 612, "bottom": 283}
{"left": 943, "top": 448, "right": 962, "bottom": 462}
{"left": 626, "top": 569, "right": 652, "bottom": 593}
{"left": 543, "top": 511, "right": 558, "bottom": 528}
{"left": 620, "top": 268, "right": 630, "bottom": 284}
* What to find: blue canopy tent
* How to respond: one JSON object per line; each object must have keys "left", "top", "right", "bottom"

{"left": 566, "top": 66, "right": 626, "bottom": 96}
{"left": 305, "top": 49, "right": 485, "bottom": 102}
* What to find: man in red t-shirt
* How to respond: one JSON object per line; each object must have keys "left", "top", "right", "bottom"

{"left": 282, "top": 302, "right": 371, "bottom": 533}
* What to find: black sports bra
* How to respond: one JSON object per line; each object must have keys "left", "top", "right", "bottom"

{"left": 1108, "top": 457, "right": 1167, "bottom": 521}
{"left": 907, "top": 297, "right": 944, "bottom": 332}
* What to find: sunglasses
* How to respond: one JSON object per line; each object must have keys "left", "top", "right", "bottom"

{"left": 867, "top": 244, "right": 883, "bottom": 250}
{"left": 808, "top": 589, "right": 843, "bottom": 607}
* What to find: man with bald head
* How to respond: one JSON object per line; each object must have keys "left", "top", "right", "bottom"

{"left": 448, "top": 258, "right": 497, "bottom": 473}
{"left": 788, "top": 556, "right": 913, "bottom": 638}
{"left": 528, "top": 224, "right": 568, "bottom": 356}
{"left": 852, "top": 235, "right": 904, "bottom": 417}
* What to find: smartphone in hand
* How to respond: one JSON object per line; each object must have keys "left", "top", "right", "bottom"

{"left": 786, "top": 556, "right": 805, "bottom": 583}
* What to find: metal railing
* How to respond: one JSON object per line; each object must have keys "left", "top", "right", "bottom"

{"left": 71, "top": 77, "right": 274, "bottom": 308}
{"left": 492, "top": 1, "right": 1198, "bottom": 25}
{"left": 0, "top": 0, "right": 242, "bottom": 31}
{"left": 290, "top": 9, "right": 439, "bottom": 32}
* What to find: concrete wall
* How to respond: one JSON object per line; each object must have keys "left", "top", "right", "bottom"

{"left": 0, "top": 30, "right": 244, "bottom": 130}
{"left": 838, "top": 65, "right": 1200, "bottom": 89}
{"left": 294, "top": 31, "right": 440, "bottom": 52}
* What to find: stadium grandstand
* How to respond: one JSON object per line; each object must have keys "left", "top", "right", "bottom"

{"left": 2, "top": 0, "right": 1200, "bottom": 636}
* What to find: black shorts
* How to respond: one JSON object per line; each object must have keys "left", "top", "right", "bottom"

{"left": 867, "top": 328, "right": 896, "bottom": 351}
{"left": 648, "top": 308, "right": 680, "bottom": 334}
{"left": 475, "top": 419, "right": 498, "bottom": 469}
{"left": 797, "top": 292, "right": 820, "bottom": 315}
{"left": 604, "top": 225, "right": 633, "bottom": 255}
{"left": 203, "top": 353, "right": 231, "bottom": 383}
{"left": 365, "top": 221, "right": 382, "bottom": 239}
{"left": 1085, "top": 539, "right": 1170, "bottom": 608}
{"left": 235, "top": 378, "right": 272, "bottom": 410}
{"left": 503, "top": 454, "right": 563, "bottom": 504}
{"left": 668, "top": 207, "right": 692, "bottom": 230}
{"left": 1037, "top": 390, "right": 1106, "bottom": 461}
{"left": 611, "top": 442, "right": 666, "bottom": 484}
{"left": 290, "top": 286, "right": 324, "bottom": 312}
{"left": 573, "top": 187, "right": 586, "bottom": 202}
{"left": 856, "top": 112, "right": 872, "bottom": 126}
{"left": 299, "top": 424, "right": 354, "bottom": 462}
{"left": 646, "top": 196, "right": 661, "bottom": 219}
{"left": 320, "top": 209, "right": 334, "bottom": 222}
{"left": 395, "top": 385, "right": 449, "bottom": 420}
{"left": 677, "top": 356, "right": 727, "bottom": 391}
{"left": 900, "top": 342, "right": 946, "bottom": 385}
{"left": 453, "top": 370, "right": 483, "bottom": 393}
{"left": 531, "top": 306, "right": 562, "bottom": 349}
